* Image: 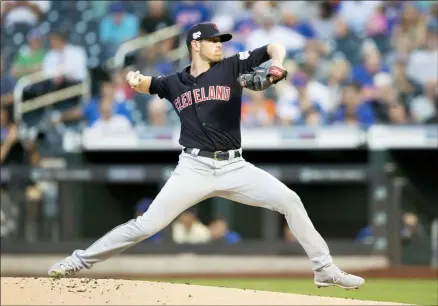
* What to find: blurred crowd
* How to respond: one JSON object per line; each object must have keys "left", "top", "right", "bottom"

{"left": 134, "top": 199, "right": 298, "bottom": 244}
{"left": 134, "top": 199, "right": 243, "bottom": 244}
{"left": 2, "top": 1, "right": 436, "bottom": 244}
{"left": 1, "top": 0, "right": 438, "bottom": 148}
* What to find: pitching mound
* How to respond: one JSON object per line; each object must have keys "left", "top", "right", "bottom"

{"left": 1, "top": 277, "right": 401, "bottom": 305}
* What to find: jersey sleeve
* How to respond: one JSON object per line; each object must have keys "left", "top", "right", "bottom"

{"left": 230, "top": 45, "right": 271, "bottom": 76}
{"left": 149, "top": 75, "right": 171, "bottom": 99}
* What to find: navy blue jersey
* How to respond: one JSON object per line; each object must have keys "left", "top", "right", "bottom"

{"left": 149, "top": 45, "right": 270, "bottom": 151}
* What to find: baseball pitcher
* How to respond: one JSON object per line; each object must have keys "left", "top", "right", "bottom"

{"left": 48, "top": 22, "right": 365, "bottom": 289}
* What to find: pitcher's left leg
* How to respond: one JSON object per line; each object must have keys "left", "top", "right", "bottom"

{"left": 217, "top": 162, "right": 365, "bottom": 289}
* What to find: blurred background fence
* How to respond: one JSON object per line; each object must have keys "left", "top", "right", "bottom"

{"left": 1, "top": 0, "right": 437, "bottom": 276}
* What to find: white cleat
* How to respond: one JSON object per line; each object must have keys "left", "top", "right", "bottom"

{"left": 314, "top": 265, "right": 365, "bottom": 290}
{"left": 48, "top": 256, "right": 83, "bottom": 278}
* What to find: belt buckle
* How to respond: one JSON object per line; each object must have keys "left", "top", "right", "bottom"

{"left": 213, "top": 151, "right": 228, "bottom": 161}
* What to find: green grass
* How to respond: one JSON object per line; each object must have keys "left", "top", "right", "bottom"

{"left": 152, "top": 278, "right": 437, "bottom": 305}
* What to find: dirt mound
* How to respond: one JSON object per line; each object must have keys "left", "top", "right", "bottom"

{"left": 1, "top": 277, "right": 402, "bottom": 305}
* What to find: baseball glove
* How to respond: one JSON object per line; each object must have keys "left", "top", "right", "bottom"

{"left": 237, "top": 64, "right": 288, "bottom": 91}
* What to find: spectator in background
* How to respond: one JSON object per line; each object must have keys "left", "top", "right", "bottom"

{"left": 52, "top": 80, "right": 131, "bottom": 127}
{"left": 387, "top": 102, "right": 410, "bottom": 125}
{"left": 246, "top": 8, "right": 306, "bottom": 53}
{"left": 84, "top": 80, "right": 131, "bottom": 124}
{"left": 406, "top": 18, "right": 438, "bottom": 86}
{"left": 42, "top": 31, "right": 87, "bottom": 87}
{"left": 113, "top": 69, "right": 135, "bottom": 102}
{"left": 135, "top": 43, "right": 174, "bottom": 77}
{"left": 99, "top": 2, "right": 139, "bottom": 58}
{"left": 305, "top": 109, "right": 327, "bottom": 127}
{"left": 298, "top": 46, "right": 326, "bottom": 83}
{"left": 0, "top": 55, "right": 15, "bottom": 109}
{"left": 369, "top": 72, "right": 400, "bottom": 123}
{"left": 431, "top": 2, "right": 438, "bottom": 20}
{"left": 0, "top": 0, "right": 50, "bottom": 27}
{"left": 82, "top": 96, "right": 136, "bottom": 145}
{"left": 401, "top": 212, "right": 426, "bottom": 242}
{"left": 386, "top": 33, "right": 415, "bottom": 68}
{"left": 366, "top": 3, "right": 389, "bottom": 38}
{"left": 278, "top": 67, "right": 331, "bottom": 118}
{"left": 333, "top": 17, "right": 363, "bottom": 66}
{"left": 339, "top": 0, "right": 382, "bottom": 36}
{"left": 410, "top": 80, "right": 438, "bottom": 124}
{"left": 11, "top": 28, "right": 46, "bottom": 79}
{"left": 140, "top": 1, "right": 174, "bottom": 35}
{"left": 172, "top": 210, "right": 211, "bottom": 244}
{"left": 231, "top": 1, "right": 258, "bottom": 42}
{"left": 355, "top": 212, "right": 425, "bottom": 245}
{"left": 299, "top": 50, "right": 332, "bottom": 111}
{"left": 210, "top": 1, "right": 245, "bottom": 20}
{"left": 1, "top": 107, "right": 43, "bottom": 242}
{"left": 352, "top": 45, "right": 389, "bottom": 87}
{"left": 311, "top": 1, "right": 338, "bottom": 41}
{"left": 209, "top": 217, "right": 241, "bottom": 244}
{"left": 325, "top": 57, "right": 352, "bottom": 113}
{"left": 277, "top": 73, "right": 326, "bottom": 126}
{"left": 366, "top": 3, "right": 391, "bottom": 56}
{"left": 147, "top": 96, "right": 170, "bottom": 127}
{"left": 171, "top": 0, "right": 211, "bottom": 33}
{"left": 138, "top": 1, "right": 175, "bottom": 68}
{"left": 281, "top": 7, "right": 316, "bottom": 40}
{"left": 391, "top": 55, "right": 422, "bottom": 108}
{"left": 279, "top": 1, "right": 319, "bottom": 23}
{"left": 391, "top": 4, "right": 427, "bottom": 52}
{"left": 332, "top": 83, "right": 376, "bottom": 128}
{"left": 382, "top": 1, "right": 405, "bottom": 34}
{"left": 241, "top": 90, "right": 276, "bottom": 127}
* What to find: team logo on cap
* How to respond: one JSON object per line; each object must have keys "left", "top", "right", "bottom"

{"left": 193, "top": 31, "right": 201, "bottom": 39}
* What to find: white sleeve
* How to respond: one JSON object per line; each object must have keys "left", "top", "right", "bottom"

{"left": 172, "top": 223, "right": 186, "bottom": 244}
{"left": 82, "top": 123, "right": 103, "bottom": 147}
{"left": 191, "top": 223, "right": 212, "bottom": 244}
{"left": 42, "top": 52, "right": 57, "bottom": 77}
{"left": 66, "top": 46, "right": 87, "bottom": 81}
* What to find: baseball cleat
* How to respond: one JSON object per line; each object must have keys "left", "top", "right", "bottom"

{"left": 314, "top": 266, "right": 365, "bottom": 289}
{"left": 48, "top": 256, "right": 83, "bottom": 278}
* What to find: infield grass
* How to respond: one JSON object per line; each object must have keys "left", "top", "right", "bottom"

{"left": 154, "top": 278, "right": 437, "bottom": 305}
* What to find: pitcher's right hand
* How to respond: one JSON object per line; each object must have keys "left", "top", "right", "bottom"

{"left": 126, "top": 70, "right": 143, "bottom": 89}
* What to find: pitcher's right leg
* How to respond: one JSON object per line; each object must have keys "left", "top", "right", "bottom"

{"left": 48, "top": 155, "right": 215, "bottom": 278}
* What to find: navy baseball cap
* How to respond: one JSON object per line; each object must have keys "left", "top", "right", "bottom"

{"left": 186, "top": 22, "right": 232, "bottom": 50}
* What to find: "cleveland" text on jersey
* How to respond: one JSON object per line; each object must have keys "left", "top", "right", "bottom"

{"left": 173, "top": 86, "right": 231, "bottom": 112}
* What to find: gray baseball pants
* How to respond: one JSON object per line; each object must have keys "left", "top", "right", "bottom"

{"left": 71, "top": 150, "right": 333, "bottom": 271}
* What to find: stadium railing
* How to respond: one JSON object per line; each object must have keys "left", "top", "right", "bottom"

{"left": 111, "top": 24, "right": 184, "bottom": 69}
{"left": 13, "top": 25, "right": 183, "bottom": 125}
{"left": 13, "top": 70, "right": 91, "bottom": 123}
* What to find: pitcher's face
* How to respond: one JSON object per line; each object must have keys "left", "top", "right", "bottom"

{"left": 198, "top": 37, "right": 223, "bottom": 64}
